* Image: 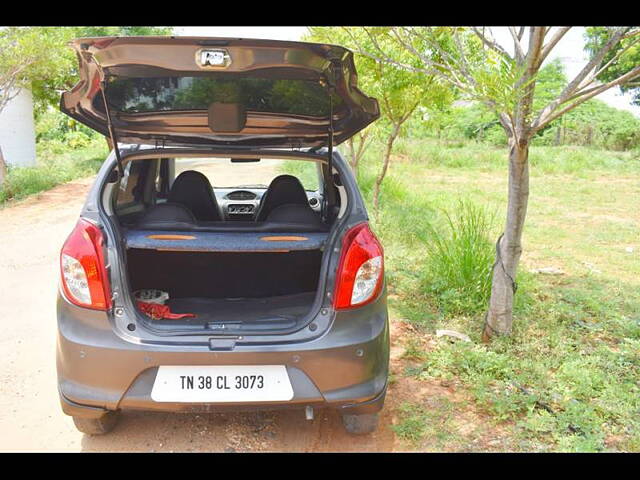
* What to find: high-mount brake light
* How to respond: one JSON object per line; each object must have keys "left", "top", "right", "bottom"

{"left": 334, "top": 223, "right": 384, "bottom": 310}
{"left": 60, "top": 218, "right": 111, "bottom": 311}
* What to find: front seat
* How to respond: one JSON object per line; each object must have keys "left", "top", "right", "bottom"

{"left": 168, "top": 170, "right": 222, "bottom": 222}
{"left": 256, "top": 174, "right": 312, "bottom": 222}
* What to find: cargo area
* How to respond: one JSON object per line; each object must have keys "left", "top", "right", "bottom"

{"left": 126, "top": 247, "right": 323, "bottom": 331}
{"left": 106, "top": 154, "right": 341, "bottom": 334}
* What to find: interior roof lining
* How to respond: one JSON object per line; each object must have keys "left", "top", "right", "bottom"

{"left": 121, "top": 148, "right": 329, "bottom": 165}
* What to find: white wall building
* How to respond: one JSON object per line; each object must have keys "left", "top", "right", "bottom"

{"left": 0, "top": 88, "right": 36, "bottom": 167}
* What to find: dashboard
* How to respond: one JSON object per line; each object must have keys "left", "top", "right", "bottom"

{"left": 213, "top": 188, "right": 322, "bottom": 220}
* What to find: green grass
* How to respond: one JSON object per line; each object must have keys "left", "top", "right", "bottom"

{"left": 393, "top": 137, "right": 640, "bottom": 177}
{"left": 0, "top": 138, "right": 107, "bottom": 205}
{"left": 421, "top": 200, "right": 497, "bottom": 315}
{"left": 392, "top": 400, "right": 463, "bottom": 450}
{"left": 354, "top": 137, "right": 640, "bottom": 451}
{"left": 407, "top": 276, "right": 640, "bottom": 451}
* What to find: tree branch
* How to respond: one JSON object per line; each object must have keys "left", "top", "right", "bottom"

{"left": 525, "top": 27, "right": 546, "bottom": 74}
{"left": 508, "top": 27, "right": 526, "bottom": 64}
{"left": 341, "top": 27, "right": 437, "bottom": 76}
{"left": 395, "top": 27, "right": 475, "bottom": 92}
{"left": 471, "top": 27, "right": 512, "bottom": 60}
{"left": 513, "top": 27, "right": 545, "bottom": 138}
{"left": 534, "top": 64, "right": 640, "bottom": 131}
{"left": 538, "top": 27, "right": 571, "bottom": 66}
{"left": 532, "top": 27, "right": 628, "bottom": 130}
{"left": 590, "top": 35, "right": 640, "bottom": 82}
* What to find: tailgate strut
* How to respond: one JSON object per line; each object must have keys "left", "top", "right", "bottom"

{"left": 322, "top": 75, "right": 338, "bottom": 220}
{"left": 99, "top": 80, "right": 125, "bottom": 180}
{"left": 327, "top": 88, "right": 334, "bottom": 174}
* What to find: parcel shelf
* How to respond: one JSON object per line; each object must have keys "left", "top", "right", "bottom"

{"left": 124, "top": 229, "right": 329, "bottom": 253}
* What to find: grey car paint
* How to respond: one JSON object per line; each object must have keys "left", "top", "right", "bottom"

{"left": 56, "top": 147, "right": 389, "bottom": 419}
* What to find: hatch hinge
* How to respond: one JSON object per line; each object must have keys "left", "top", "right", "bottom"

{"left": 99, "top": 80, "right": 124, "bottom": 180}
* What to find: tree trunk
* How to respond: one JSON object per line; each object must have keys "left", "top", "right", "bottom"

{"left": 372, "top": 123, "right": 400, "bottom": 215}
{"left": 0, "top": 145, "right": 7, "bottom": 187}
{"left": 347, "top": 138, "right": 358, "bottom": 177}
{"left": 482, "top": 138, "right": 530, "bottom": 341}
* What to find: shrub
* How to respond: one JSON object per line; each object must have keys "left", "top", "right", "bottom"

{"left": 421, "top": 200, "right": 497, "bottom": 315}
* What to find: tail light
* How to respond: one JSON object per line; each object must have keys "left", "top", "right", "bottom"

{"left": 334, "top": 223, "right": 384, "bottom": 310}
{"left": 60, "top": 218, "right": 112, "bottom": 310}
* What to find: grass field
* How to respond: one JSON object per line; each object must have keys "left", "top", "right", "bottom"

{"left": 354, "top": 139, "right": 640, "bottom": 451}
{"left": 0, "top": 138, "right": 107, "bottom": 205}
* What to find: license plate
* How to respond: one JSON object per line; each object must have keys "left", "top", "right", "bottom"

{"left": 151, "top": 365, "right": 294, "bottom": 403}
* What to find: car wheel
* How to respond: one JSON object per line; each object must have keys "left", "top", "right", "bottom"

{"left": 72, "top": 411, "right": 120, "bottom": 435}
{"left": 341, "top": 412, "right": 379, "bottom": 435}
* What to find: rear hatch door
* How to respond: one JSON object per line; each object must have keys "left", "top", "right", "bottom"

{"left": 61, "top": 36, "right": 379, "bottom": 148}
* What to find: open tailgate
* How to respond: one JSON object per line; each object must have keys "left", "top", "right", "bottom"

{"left": 60, "top": 36, "right": 380, "bottom": 149}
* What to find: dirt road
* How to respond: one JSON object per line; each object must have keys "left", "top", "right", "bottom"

{"left": 0, "top": 176, "right": 400, "bottom": 452}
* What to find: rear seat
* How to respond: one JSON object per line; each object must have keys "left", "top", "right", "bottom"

{"left": 139, "top": 202, "right": 197, "bottom": 227}
{"left": 135, "top": 202, "right": 328, "bottom": 233}
{"left": 263, "top": 203, "right": 323, "bottom": 225}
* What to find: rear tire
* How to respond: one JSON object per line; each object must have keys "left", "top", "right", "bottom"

{"left": 72, "top": 411, "right": 120, "bottom": 435}
{"left": 341, "top": 412, "right": 379, "bottom": 435}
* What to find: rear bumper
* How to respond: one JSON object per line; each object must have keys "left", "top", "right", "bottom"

{"left": 56, "top": 293, "right": 389, "bottom": 418}
{"left": 59, "top": 379, "right": 388, "bottom": 419}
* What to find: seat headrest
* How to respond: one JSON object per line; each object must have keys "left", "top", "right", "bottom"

{"left": 168, "top": 170, "right": 221, "bottom": 222}
{"left": 256, "top": 174, "right": 310, "bottom": 221}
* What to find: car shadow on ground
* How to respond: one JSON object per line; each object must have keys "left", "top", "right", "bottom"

{"left": 79, "top": 407, "right": 396, "bottom": 452}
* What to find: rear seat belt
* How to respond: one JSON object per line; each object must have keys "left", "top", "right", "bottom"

{"left": 159, "top": 159, "right": 171, "bottom": 199}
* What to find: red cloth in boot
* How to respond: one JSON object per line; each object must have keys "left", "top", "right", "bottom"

{"left": 137, "top": 301, "right": 196, "bottom": 320}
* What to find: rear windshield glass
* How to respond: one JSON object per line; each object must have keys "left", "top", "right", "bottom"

{"left": 173, "top": 158, "right": 320, "bottom": 191}
{"left": 104, "top": 76, "right": 343, "bottom": 117}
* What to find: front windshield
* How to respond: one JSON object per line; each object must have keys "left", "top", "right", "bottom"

{"left": 173, "top": 158, "right": 321, "bottom": 191}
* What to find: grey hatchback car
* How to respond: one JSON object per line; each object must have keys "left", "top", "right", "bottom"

{"left": 56, "top": 36, "right": 389, "bottom": 435}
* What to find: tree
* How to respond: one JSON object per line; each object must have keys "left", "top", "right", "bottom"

{"left": 347, "top": 26, "right": 640, "bottom": 340}
{"left": 0, "top": 26, "right": 172, "bottom": 186}
{"left": 304, "top": 28, "right": 380, "bottom": 178}
{"left": 0, "top": 27, "right": 70, "bottom": 184}
{"left": 306, "top": 27, "right": 453, "bottom": 213}
{"left": 0, "top": 146, "right": 6, "bottom": 186}
{"left": 585, "top": 27, "right": 640, "bottom": 106}
{"left": 345, "top": 130, "right": 375, "bottom": 177}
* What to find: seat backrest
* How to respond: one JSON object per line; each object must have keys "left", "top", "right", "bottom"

{"left": 264, "top": 203, "right": 323, "bottom": 226}
{"left": 136, "top": 202, "right": 197, "bottom": 230}
{"left": 168, "top": 170, "right": 222, "bottom": 221}
{"left": 256, "top": 174, "right": 310, "bottom": 222}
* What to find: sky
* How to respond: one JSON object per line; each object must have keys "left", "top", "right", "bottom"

{"left": 176, "top": 26, "right": 640, "bottom": 117}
